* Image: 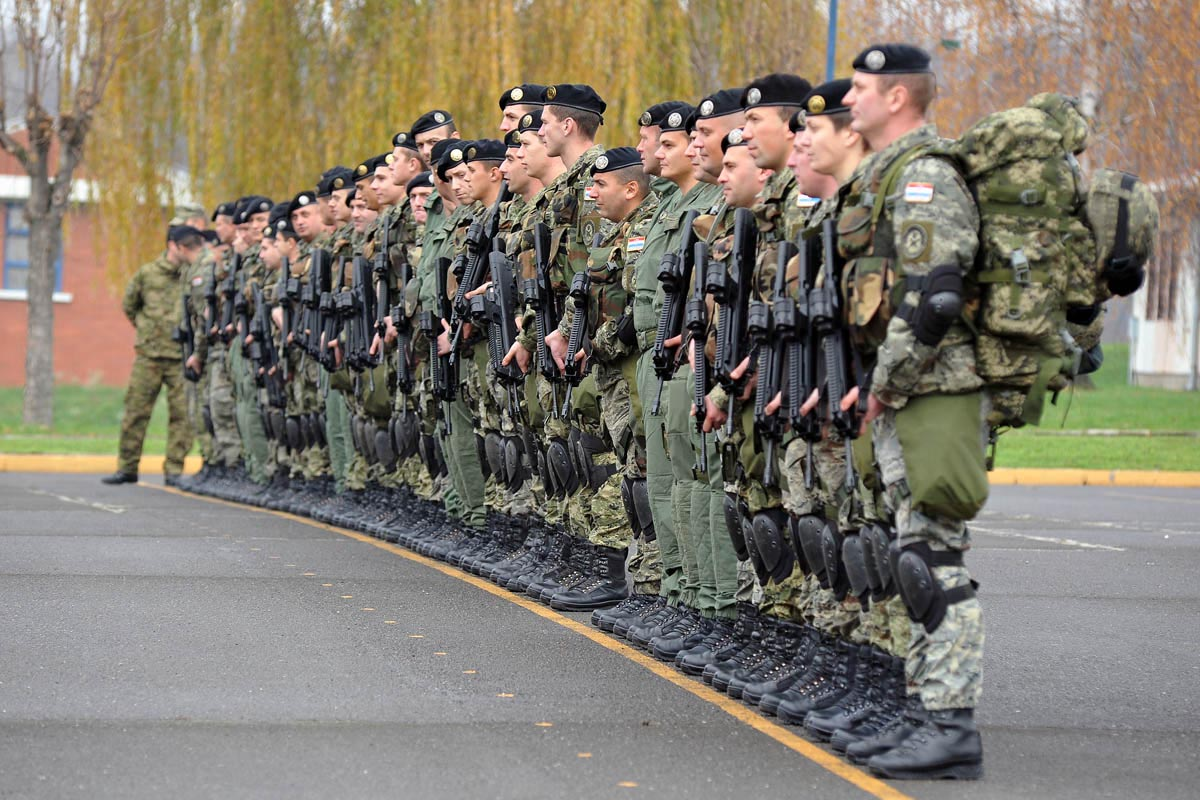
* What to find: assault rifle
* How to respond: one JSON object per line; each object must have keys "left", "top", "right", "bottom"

{"left": 710, "top": 208, "right": 758, "bottom": 436}
{"left": 278, "top": 256, "right": 293, "bottom": 381}
{"left": 685, "top": 238, "right": 710, "bottom": 473}
{"left": 788, "top": 233, "right": 821, "bottom": 490}
{"left": 750, "top": 240, "right": 797, "bottom": 487}
{"left": 422, "top": 257, "right": 458, "bottom": 434}
{"left": 249, "top": 282, "right": 287, "bottom": 410}
{"left": 204, "top": 261, "right": 219, "bottom": 344}
{"left": 372, "top": 220, "right": 391, "bottom": 368}
{"left": 560, "top": 271, "right": 592, "bottom": 417}
{"left": 473, "top": 250, "right": 526, "bottom": 423}
{"left": 219, "top": 252, "right": 242, "bottom": 345}
{"left": 448, "top": 182, "right": 511, "bottom": 364}
{"left": 810, "top": 218, "right": 858, "bottom": 493}
{"left": 389, "top": 244, "right": 415, "bottom": 399}
{"left": 524, "top": 222, "right": 562, "bottom": 415}
{"left": 650, "top": 209, "right": 700, "bottom": 414}
{"left": 320, "top": 255, "right": 344, "bottom": 373}
{"left": 174, "top": 292, "right": 201, "bottom": 381}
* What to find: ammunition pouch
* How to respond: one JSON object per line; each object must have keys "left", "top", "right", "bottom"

{"left": 898, "top": 265, "right": 964, "bottom": 347}
{"left": 820, "top": 518, "right": 850, "bottom": 601}
{"left": 723, "top": 492, "right": 750, "bottom": 561}
{"left": 751, "top": 508, "right": 795, "bottom": 585}
{"left": 889, "top": 541, "right": 976, "bottom": 634}
{"left": 794, "top": 514, "right": 827, "bottom": 585}
{"left": 484, "top": 432, "right": 505, "bottom": 481}
{"left": 569, "top": 427, "right": 617, "bottom": 491}
{"left": 545, "top": 436, "right": 578, "bottom": 498}
{"left": 840, "top": 530, "right": 872, "bottom": 604}
{"left": 503, "top": 435, "right": 529, "bottom": 490}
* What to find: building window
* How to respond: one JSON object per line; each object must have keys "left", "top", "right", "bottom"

{"left": 3, "top": 202, "right": 63, "bottom": 292}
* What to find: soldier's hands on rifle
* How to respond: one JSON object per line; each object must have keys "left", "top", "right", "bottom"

{"left": 729, "top": 355, "right": 757, "bottom": 400}
{"left": 466, "top": 281, "right": 492, "bottom": 300}
{"left": 271, "top": 307, "right": 283, "bottom": 331}
{"left": 693, "top": 395, "right": 726, "bottom": 432}
{"left": 546, "top": 329, "right": 568, "bottom": 371}
{"left": 328, "top": 338, "right": 342, "bottom": 368}
{"left": 185, "top": 355, "right": 201, "bottom": 374}
{"left": 502, "top": 340, "right": 531, "bottom": 374}
{"left": 244, "top": 333, "right": 254, "bottom": 346}
{"left": 382, "top": 315, "right": 397, "bottom": 344}
{"left": 858, "top": 389, "right": 886, "bottom": 435}
{"left": 437, "top": 318, "right": 456, "bottom": 357}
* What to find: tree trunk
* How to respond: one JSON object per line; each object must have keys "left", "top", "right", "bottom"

{"left": 22, "top": 207, "right": 63, "bottom": 427}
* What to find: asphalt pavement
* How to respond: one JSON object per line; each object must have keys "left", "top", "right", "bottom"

{"left": 1, "top": 473, "right": 1197, "bottom": 800}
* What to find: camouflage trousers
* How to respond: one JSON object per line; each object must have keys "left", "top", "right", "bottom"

{"left": 482, "top": 359, "right": 536, "bottom": 519}
{"left": 874, "top": 403, "right": 985, "bottom": 711}
{"left": 229, "top": 345, "right": 269, "bottom": 484}
{"left": 287, "top": 353, "right": 329, "bottom": 480}
{"left": 186, "top": 375, "right": 211, "bottom": 464}
{"left": 117, "top": 354, "right": 193, "bottom": 477}
{"left": 207, "top": 346, "right": 241, "bottom": 468}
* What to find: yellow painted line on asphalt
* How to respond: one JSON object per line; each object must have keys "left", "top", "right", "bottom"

{"left": 9, "top": 452, "right": 1200, "bottom": 487}
{"left": 144, "top": 482, "right": 914, "bottom": 800}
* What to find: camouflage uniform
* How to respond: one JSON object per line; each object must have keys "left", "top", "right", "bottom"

{"left": 839, "top": 124, "right": 985, "bottom": 710}
{"left": 287, "top": 240, "right": 331, "bottom": 480}
{"left": 116, "top": 254, "right": 194, "bottom": 477}
{"left": 230, "top": 245, "right": 272, "bottom": 484}
{"left": 206, "top": 253, "right": 242, "bottom": 468}
{"left": 181, "top": 256, "right": 212, "bottom": 463}
{"left": 319, "top": 223, "right": 360, "bottom": 493}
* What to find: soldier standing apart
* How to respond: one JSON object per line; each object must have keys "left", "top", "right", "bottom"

{"left": 104, "top": 225, "right": 205, "bottom": 486}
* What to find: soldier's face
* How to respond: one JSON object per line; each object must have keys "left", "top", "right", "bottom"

{"left": 260, "top": 237, "right": 281, "bottom": 270}
{"left": 330, "top": 189, "right": 353, "bottom": 223}
{"left": 637, "top": 126, "right": 663, "bottom": 176}
{"left": 846, "top": 73, "right": 888, "bottom": 141}
{"left": 356, "top": 179, "right": 380, "bottom": 211}
{"left": 292, "top": 204, "right": 321, "bottom": 241}
{"left": 686, "top": 131, "right": 705, "bottom": 180}
{"left": 467, "top": 162, "right": 499, "bottom": 204}
{"left": 718, "top": 147, "right": 767, "bottom": 209}
{"left": 373, "top": 170, "right": 403, "bottom": 206}
{"left": 695, "top": 116, "right": 741, "bottom": 179}
{"left": 591, "top": 173, "right": 630, "bottom": 223}
{"left": 500, "top": 104, "right": 535, "bottom": 135}
{"left": 805, "top": 115, "right": 842, "bottom": 178}
{"left": 447, "top": 163, "right": 472, "bottom": 205}
{"left": 654, "top": 131, "right": 692, "bottom": 184}
{"left": 742, "top": 107, "right": 793, "bottom": 171}
{"left": 244, "top": 213, "right": 269, "bottom": 245}
{"left": 538, "top": 108, "right": 567, "bottom": 157}
{"left": 410, "top": 188, "right": 433, "bottom": 224}
{"left": 213, "top": 215, "right": 236, "bottom": 245}
{"left": 416, "top": 126, "right": 455, "bottom": 165}
{"left": 317, "top": 196, "right": 334, "bottom": 226}
{"left": 500, "top": 151, "right": 526, "bottom": 194}
{"left": 519, "top": 131, "right": 550, "bottom": 180}
{"left": 390, "top": 148, "right": 415, "bottom": 186}
{"left": 351, "top": 198, "right": 378, "bottom": 233}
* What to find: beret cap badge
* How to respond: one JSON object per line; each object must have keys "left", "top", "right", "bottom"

{"left": 595, "top": 155, "right": 609, "bottom": 170}
{"left": 450, "top": 148, "right": 463, "bottom": 162}
{"left": 334, "top": 177, "right": 344, "bottom": 189}
{"left": 700, "top": 100, "right": 714, "bottom": 116}
{"left": 747, "top": 87, "right": 762, "bottom": 105}
{"left": 522, "top": 114, "right": 533, "bottom": 127}
{"left": 865, "top": 49, "right": 886, "bottom": 71}
{"left": 356, "top": 164, "right": 367, "bottom": 176}
{"left": 808, "top": 95, "right": 826, "bottom": 114}
{"left": 638, "top": 111, "right": 652, "bottom": 126}
{"left": 546, "top": 85, "right": 557, "bottom": 100}
{"left": 728, "top": 128, "right": 744, "bottom": 145}
{"left": 433, "top": 111, "right": 446, "bottom": 123}
{"left": 667, "top": 112, "right": 682, "bottom": 128}
{"left": 510, "top": 87, "right": 524, "bottom": 102}
{"left": 467, "top": 146, "right": 477, "bottom": 159}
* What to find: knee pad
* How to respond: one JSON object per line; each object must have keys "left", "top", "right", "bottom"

{"left": 841, "top": 530, "right": 872, "bottom": 604}
{"left": 889, "top": 541, "right": 976, "bottom": 634}
{"left": 569, "top": 427, "right": 616, "bottom": 491}
{"left": 751, "top": 508, "right": 795, "bottom": 585}
{"left": 546, "top": 436, "right": 578, "bottom": 498}
{"left": 869, "top": 523, "right": 896, "bottom": 599}
{"left": 476, "top": 433, "right": 492, "bottom": 480}
{"left": 419, "top": 433, "right": 438, "bottom": 478}
{"left": 401, "top": 415, "right": 421, "bottom": 459}
{"left": 315, "top": 413, "right": 327, "bottom": 447}
{"left": 743, "top": 514, "right": 768, "bottom": 584}
{"left": 503, "top": 435, "right": 528, "bottom": 490}
{"left": 630, "top": 477, "right": 655, "bottom": 541}
{"left": 794, "top": 514, "right": 828, "bottom": 587}
{"left": 299, "top": 415, "right": 314, "bottom": 451}
{"left": 820, "top": 519, "right": 850, "bottom": 601}
{"left": 723, "top": 492, "right": 750, "bottom": 561}
{"left": 364, "top": 420, "right": 380, "bottom": 465}
{"left": 286, "top": 416, "right": 303, "bottom": 453}
{"left": 484, "top": 432, "right": 505, "bottom": 481}
{"left": 375, "top": 427, "right": 397, "bottom": 471}
{"left": 269, "top": 410, "right": 286, "bottom": 445}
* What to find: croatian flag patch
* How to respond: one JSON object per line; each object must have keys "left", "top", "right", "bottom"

{"left": 627, "top": 236, "right": 645, "bottom": 253}
{"left": 904, "top": 182, "right": 934, "bottom": 203}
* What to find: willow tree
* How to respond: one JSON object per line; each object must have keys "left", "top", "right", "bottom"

{"left": 0, "top": 0, "right": 127, "bottom": 425}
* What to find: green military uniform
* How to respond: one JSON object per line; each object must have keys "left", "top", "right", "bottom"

{"left": 181, "top": 256, "right": 212, "bottom": 464}
{"left": 230, "top": 244, "right": 272, "bottom": 484}
{"left": 206, "top": 252, "right": 242, "bottom": 469}
{"left": 116, "top": 253, "right": 194, "bottom": 477}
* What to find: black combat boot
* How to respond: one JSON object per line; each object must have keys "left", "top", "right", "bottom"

{"left": 775, "top": 642, "right": 861, "bottom": 724}
{"left": 592, "top": 594, "right": 658, "bottom": 632}
{"left": 650, "top": 613, "right": 713, "bottom": 663}
{"left": 611, "top": 595, "right": 667, "bottom": 638}
{"left": 867, "top": 708, "right": 983, "bottom": 780}
{"left": 709, "top": 616, "right": 782, "bottom": 693}
{"left": 623, "top": 602, "right": 688, "bottom": 646}
{"left": 549, "top": 545, "right": 629, "bottom": 611}
{"left": 845, "top": 697, "right": 927, "bottom": 764}
{"left": 804, "top": 647, "right": 891, "bottom": 740}
{"left": 536, "top": 541, "right": 595, "bottom": 603}
{"left": 740, "top": 623, "right": 819, "bottom": 704}
{"left": 513, "top": 530, "right": 572, "bottom": 594}
{"left": 677, "top": 602, "right": 757, "bottom": 675}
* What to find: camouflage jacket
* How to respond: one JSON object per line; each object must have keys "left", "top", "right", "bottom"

{"left": 544, "top": 144, "right": 607, "bottom": 289}
{"left": 182, "top": 251, "right": 214, "bottom": 363}
{"left": 837, "top": 124, "right": 981, "bottom": 406}
{"left": 123, "top": 253, "right": 185, "bottom": 360}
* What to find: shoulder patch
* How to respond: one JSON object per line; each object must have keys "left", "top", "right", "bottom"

{"left": 626, "top": 236, "right": 645, "bottom": 253}
{"left": 903, "top": 182, "right": 934, "bottom": 203}
{"left": 796, "top": 194, "right": 820, "bottom": 208}
{"left": 191, "top": 276, "right": 204, "bottom": 286}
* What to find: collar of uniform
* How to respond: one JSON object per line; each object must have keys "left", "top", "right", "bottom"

{"left": 566, "top": 144, "right": 606, "bottom": 188}
{"left": 867, "top": 124, "right": 939, "bottom": 182}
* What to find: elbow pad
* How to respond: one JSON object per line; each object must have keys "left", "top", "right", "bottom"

{"left": 903, "top": 264, "right": 964, "bottom": 347}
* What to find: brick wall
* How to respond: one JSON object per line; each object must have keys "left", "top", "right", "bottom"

{"left": 0, "top": 207, "right": 136, "bottom": 387}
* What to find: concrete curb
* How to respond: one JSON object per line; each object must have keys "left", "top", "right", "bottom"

{"left": 2, "top": 452, "right": 1200, "bottom": 487}
{"left": 0, "top": 454, "right": 204, "bottom": 474}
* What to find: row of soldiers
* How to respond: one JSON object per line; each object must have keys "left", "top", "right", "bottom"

{"left": 169, "top": 43, "right": 987, "bottom": 780}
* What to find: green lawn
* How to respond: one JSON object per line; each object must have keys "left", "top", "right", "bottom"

{"left": 1, "top": 344, "right": 1197, "bottom": 469}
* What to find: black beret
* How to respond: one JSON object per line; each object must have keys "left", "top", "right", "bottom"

{"left": 740, "top": 74, "right": 813, "bottom": 109}
{"left": 504, "top": 128, "right": 522, "bottom": 148}
{"left": 516, "top": 109, "right": 543, "bottom": 134}
{"left": 788, "top": 109, "right": 805, "bottom": 134}
{"left": 499, "top": 84, "right": 547, "bottom": 109}
{"left": 345, "top": 187, "right": 357, "bottom": 205}
{"left": 696, "top": 88, "right": 744, "bottom": 120}
{"left": 411, "top": 109, "right": 454, "bottom": 135}
{"left": 168, "top": 224, "right": 204, "bottom": 243}
{"left": 353, "top": 154, "right": 390, "bottom": 182}
{"left": 200, "top": 229, "right": 221, "bottom": 245}
{"left": 211, "top": 201, "right": 237, "bottom": 221}
{"left": 720, "top": 128, "right": 748, "bottom": 153}
{"left": 317, "top": 166, "right": 354, "bottom": 197}
{"left": 638, "top": 101, "right": 691, "bottom": 128}
{"left": 429, "top": 138, "right": 459, "bottom": 165}
{"left": 463, "top": 139, "right": 506, "bottom": 164}
{"left": 406, "top": 171, "right": 433, "bottom": 195}
{"left": 852, "top": 43, "right": 932, "bottom": 75}
{"left": 435, "top": 140, "right": 467, "bottom": 181}
{"left": 235, "top": 195, "right": 273, "bottom": 225}
{"left": 798, "top": 78, "right": 853, "bottom": 126}
{"left": 542, "top": 84, "right": 606, "bottom": 120}
{"left": 392, "top": 130, "right": 420, "bottom": 152}
{"left": 263, "top": 201, "right": 292, "bottom": 238}
{"left": 287, "top": 190, "right": 317, "bottom": 217}
{"left": 684, "top": 108, "right": 699, "bottom": 135}
{"left": 658, "top": 103, "right": 695, "bottom": 133}
{"left": 591, "top": 147, "right": 641, "bottom": 175}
